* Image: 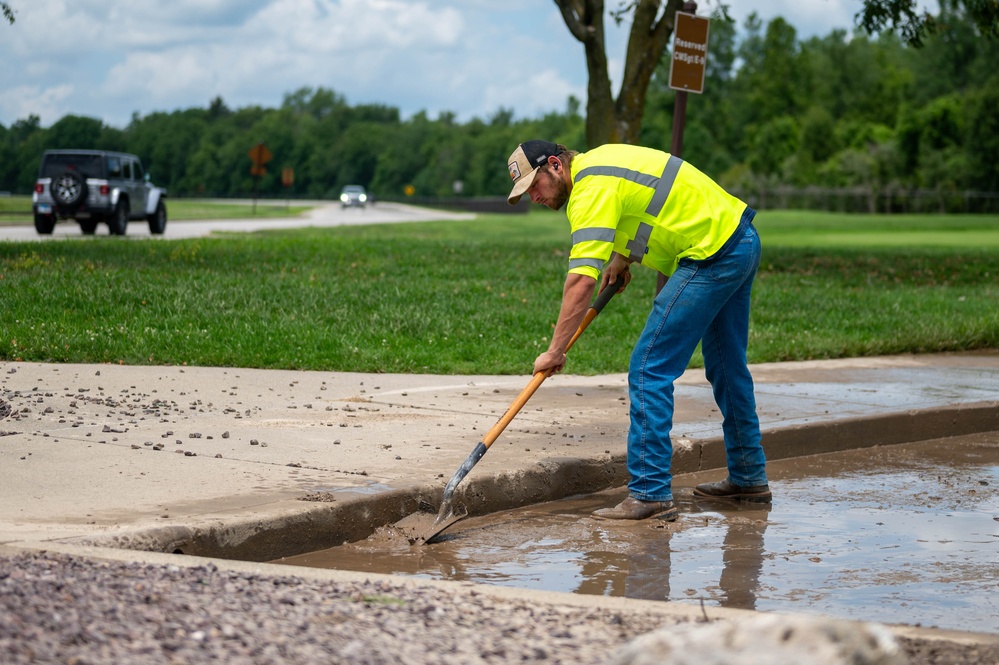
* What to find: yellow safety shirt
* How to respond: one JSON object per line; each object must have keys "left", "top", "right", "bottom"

{"left": 565, "top": 144, "right": 748, "bottom": 279}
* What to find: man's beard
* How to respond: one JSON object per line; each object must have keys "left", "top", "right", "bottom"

{"left": 541, "top": 169, "right": 570, "bottom": 210}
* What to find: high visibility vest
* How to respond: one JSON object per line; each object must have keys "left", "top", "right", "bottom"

{"left": 565, "top": 144, "right": 748, "bottom": 279}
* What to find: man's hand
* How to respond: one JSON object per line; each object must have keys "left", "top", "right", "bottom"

{"left": 533, "top": 273, "right": 596, "bottom": 376}
{"left": 533, "top": 349, "right": 567, "bottom": 375}
{"left": 601, "top": 252, "right": 632, "bottom": 294}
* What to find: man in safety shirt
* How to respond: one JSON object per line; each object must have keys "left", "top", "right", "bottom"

{"left": 506, "top": 140, "right": 771, "bottom": 521}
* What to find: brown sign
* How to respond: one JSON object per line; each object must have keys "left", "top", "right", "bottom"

{"left": 248, "top": 143, "right": 272, "bottom": 167}
{"left": 669, "top": 11, "right": 710, "bottom": 94}
{"left": 281, "top": 167, "right": 294, "bottom": 187}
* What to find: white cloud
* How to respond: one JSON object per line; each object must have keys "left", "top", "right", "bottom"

{"left": 725, "top": 0, "right": 856, "bottom": 38}
{"left": 103, "top": 50, "right": 219, "bottom": 102}
{"left": 0, "top": 0, "right": 889, "bottom": 129}
{"left": 480, "top": 67, "right": 581, "bottom": 122}
{"left": 0, "top": 84, "right": 74, "bottom": 126}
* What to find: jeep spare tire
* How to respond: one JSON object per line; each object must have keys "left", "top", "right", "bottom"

{"left": 52, "top": 171, "right": 86, "bottom": 207}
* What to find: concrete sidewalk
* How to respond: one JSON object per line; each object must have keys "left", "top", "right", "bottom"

{"left": 2, "top": 352, "right": 998, "bottom": 557}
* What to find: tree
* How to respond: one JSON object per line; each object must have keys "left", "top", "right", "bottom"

{"left": 964, "top": 77, "right": 999, "bottom": 192}
{"left": 45, "top": 115, "right": 105, "bottom": 150}
{"left": 746, "top": 116, "right": 798, "bottom": 179}
{"left": 742, "top": 17, "right": 803, "bottom": 124}
{"left": 858, "top": 0, "right": 999, "bottom": 45}
{"left": 2, "top": 2, "right": 14, "bottom": 25}
{"left": 555, "top": 0, "right": 999, "bottom": 148}
{"left": 555, "top": 0, "right": 685, "bottom": 146}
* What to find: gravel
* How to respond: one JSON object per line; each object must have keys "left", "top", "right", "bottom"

{"left": 2, "top": 551, "right": 997, "bottom": 665}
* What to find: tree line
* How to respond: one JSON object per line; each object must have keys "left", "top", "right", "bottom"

{"left": 1, "top": 7, "right": 997, "bottom": 212}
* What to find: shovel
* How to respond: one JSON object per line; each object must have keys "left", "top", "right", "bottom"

{"left": 399, "top": 274, "right": 626, "bottom": 545}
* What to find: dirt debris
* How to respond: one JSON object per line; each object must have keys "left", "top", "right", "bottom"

{"left": 1, "top": 551, "right": 996, "bottom": 665}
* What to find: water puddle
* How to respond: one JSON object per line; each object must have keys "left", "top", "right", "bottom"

{"left": 275, "top": 432, "right": 999, "bottom": 634}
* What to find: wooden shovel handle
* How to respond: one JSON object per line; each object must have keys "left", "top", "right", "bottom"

{"left": 481, "top": 275, "right": 625, "bottom": 450}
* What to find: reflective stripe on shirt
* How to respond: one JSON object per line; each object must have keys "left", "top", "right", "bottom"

{"left": 571, "top": 227, "right": 616, "bottom": 244}
{"left": 573, "top": 155, "right": 684, "bottom": 217}
{"left": 572, "top": 156, "right": 683, "bottom": 262}
{"left": 645, "top": 156, "right": 683, "bottom": 216}
{"left": 626, "top": 222, "right": 654, "bottom": 262}
{"left": 567, "top": 257, "right": 605, "bottom": 273}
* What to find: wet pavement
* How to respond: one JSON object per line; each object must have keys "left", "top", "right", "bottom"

{"left": 275, "top": 432, "right": 999, "bottom": 635}
{"left": 2, "top": 352, "right": 998, "bottom": 649}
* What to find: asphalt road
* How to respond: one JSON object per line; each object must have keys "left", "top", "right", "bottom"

{"left": 0, "top": 201, "right": 475, "bottom": 242}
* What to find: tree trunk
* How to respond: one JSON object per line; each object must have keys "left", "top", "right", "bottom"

{"left": 555, "top": 0, "right": 684, "bottom": 147}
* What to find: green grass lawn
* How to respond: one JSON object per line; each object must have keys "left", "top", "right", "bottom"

{"left": 757, "top": 210, "right": 999, "bottom": 248}
{"left": 0, "top": 208, "right": 996, "bottom": 374}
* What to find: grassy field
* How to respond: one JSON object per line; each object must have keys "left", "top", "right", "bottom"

{"left": 0, "top": 208, "right": 996, "bottom": 374}
{"left": 0, "top": 195, "right": 311, "bottom": 224}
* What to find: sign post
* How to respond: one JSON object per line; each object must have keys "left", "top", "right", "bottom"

{"left": 247, "top": 143, "right": 272, "bottom": 214}
{"left": 281, "top": 167, "right": 295, "bottom": 210}
{"left": 659, "top": 2, "right": 709, "bottom": 294}
{"left": 668, "top": 5, "right": 709, "bottom": 157}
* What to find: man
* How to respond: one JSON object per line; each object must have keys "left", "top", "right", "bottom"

{"left": 506, "top": 140, "right": 770, "bottom": 521}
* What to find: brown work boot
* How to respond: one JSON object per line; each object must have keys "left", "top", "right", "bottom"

{"left": 693, "top": 478, "right": 772, "bottom": 503}
{"left": 592, "top": 497, "right": 678, "bottom": 521}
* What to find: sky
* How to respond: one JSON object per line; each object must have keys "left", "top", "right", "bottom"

{"left": 0, "top": 0, "right": 866, "bottom": 130}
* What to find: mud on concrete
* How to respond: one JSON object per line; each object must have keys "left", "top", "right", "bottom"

{"left": 3, "top": 355, "right": 999, "bottom": 662}
{"left": 276, "top": 432, "right": 999, "bottom": 635}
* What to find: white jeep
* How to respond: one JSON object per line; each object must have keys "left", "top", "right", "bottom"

{"left": 32, "top": 149, "right": 168, "bottom": 236}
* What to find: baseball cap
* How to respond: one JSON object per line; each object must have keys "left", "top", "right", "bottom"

{"left": 507, "top": 140, "right": 559, "bottom": 205}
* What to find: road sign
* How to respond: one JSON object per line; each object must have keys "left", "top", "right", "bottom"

{"left": 248, "top": 143, "right": 272, "bottom": 214}
{"left": 669, "top": 12, "right": 710, "bottom": 94}
{"left": 282, "top": 167, "right": 294, "bottom": 187}
{"left": 248, "top": 143, "right": 272, "bottom": 168}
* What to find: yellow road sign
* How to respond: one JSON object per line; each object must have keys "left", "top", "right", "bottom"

{"left": 248, "top": 143, "right": 272, "bottom": 167}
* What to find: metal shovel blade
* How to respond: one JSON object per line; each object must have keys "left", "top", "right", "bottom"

{"left": 394, "top": 278, "right": 627, "bottom": 547}
{"left": 394, "top": 501, "right": 468, "bottom": 546}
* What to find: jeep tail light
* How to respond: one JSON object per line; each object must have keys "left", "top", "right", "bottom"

{"left": 99, "top": 184, "right": 110, "bottom": 195}
{"left": 34, "top": 183, "right": 44, "bottom": 194}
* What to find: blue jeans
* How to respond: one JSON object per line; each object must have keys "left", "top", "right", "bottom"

{"left": 627, "top": 216, "right": 766, "bottom": 502}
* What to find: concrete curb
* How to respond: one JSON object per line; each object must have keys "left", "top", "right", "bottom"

{"left": 62, "top": 400, "right": 999, "bottom": 562}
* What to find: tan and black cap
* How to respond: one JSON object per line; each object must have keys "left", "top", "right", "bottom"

{"left": 507, "top": 140, "right": 559, "bottom": 205}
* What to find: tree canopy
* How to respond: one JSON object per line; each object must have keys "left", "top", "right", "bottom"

{"left": 2, "top": 4, "right": 997, "bottom": 212}
{"left": 557, "top": 0, "right": 999, "bottom": 147}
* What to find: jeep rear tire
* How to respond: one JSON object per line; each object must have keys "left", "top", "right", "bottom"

{"left": 108, "top": 200, "right": 128, "bottom": 236}
{"left": 34, "top": 213, "right": 56, "bottom": 235}
{"left": 79, "top": 219, "right": 98, "bottom": 235}
{"left": 52, "top": 171, "right": 86, "bottom": 207}
{"left": 147, "top": 200, "right": 166, "bottom": 234}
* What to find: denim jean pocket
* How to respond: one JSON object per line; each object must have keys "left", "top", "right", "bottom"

{"left": 703, "top": 230, "right": 760, "bottom": 284}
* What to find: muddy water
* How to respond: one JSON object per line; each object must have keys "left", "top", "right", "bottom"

{"left": 276, "top": 432, "right": 999, "bottom": 634}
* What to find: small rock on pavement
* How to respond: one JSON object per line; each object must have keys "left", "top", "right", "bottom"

{"left": 605, "top": 614, "right": 905, "bottom": 665}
